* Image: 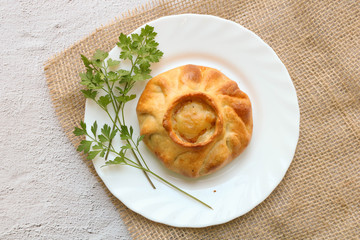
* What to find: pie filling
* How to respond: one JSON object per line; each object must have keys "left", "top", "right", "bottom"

{"left": 171, "top": 99, "right": 217, "bottom": 144}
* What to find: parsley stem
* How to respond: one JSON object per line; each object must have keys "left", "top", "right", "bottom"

{"left": 101, "top": 71, "right": 155, "bottom": 188}
{"left": 128, "top": 145, "right": 156, "bottom": 189}
{"left": 103, "top": 75, "right": 121, "bottom": 161}
{"left": 97, "top": 92, "right": 154, "bottom": 168}
{"left": 89, "top": 128, "right": 156, "bottom": 190}
{"left": 125, "top": 161, "right": 212, "bottom": 210}
{"left": 147, "top": 169, "right": 212, "bottom": 209}
{"left": 109, "top": 155, "right": 212, "bottom": 209}
{"left": 130, "top": 138, "right": 150, "bottom": 170}
{"left": 104, "top": 104, "right": 121, "bottom": 161}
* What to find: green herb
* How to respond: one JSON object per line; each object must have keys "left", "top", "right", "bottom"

{"left": 74, "top": 25, "right": 212, "bottom": 209}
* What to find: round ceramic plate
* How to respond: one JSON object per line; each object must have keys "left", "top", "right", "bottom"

{"left": 84, "top": 14, "right": 300, "bottom": 227}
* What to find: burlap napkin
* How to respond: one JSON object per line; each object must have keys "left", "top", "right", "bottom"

{"left": 44, "top": 0, "right": 359, "bottom": 238}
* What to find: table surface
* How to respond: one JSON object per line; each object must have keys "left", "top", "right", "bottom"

{"left": 1, "top": 1, "right": 149, "bottom": 239}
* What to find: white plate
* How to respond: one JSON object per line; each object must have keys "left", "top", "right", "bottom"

{"left": 84, "top": 14, "right": 300, "bottom": 227}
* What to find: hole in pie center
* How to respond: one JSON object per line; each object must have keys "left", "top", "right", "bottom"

{"left": 171, "top": 98, "right": 217, "bottom": 144}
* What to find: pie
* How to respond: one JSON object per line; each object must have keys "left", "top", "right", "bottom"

{"left": 136, "top": 64, "right": 253, "bottom": 178}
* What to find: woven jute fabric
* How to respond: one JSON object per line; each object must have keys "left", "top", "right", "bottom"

{"left": 44, "top": 0, "right": 360, "bottom": 238}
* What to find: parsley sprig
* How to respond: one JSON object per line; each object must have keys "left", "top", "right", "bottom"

{"left": 74, "top": 25, "right": 212, "bottom": 209}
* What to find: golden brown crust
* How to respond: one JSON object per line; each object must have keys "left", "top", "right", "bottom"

{"left": 136, "top": 65, "right": 253, "bottom": 178}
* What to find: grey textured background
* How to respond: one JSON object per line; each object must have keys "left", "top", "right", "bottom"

{"left": 1, "top": 0, "right": 149, "bottom": 239}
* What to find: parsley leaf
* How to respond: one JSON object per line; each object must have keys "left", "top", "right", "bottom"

{"left": 81, "top": 89, "right": 97, "bottom": 100}
{"left": 92, "top": 49, "right": 109, "bottom": 62}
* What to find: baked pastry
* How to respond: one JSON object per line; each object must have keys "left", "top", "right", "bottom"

{"left": 136, "top": 65, "right": 253, "bottom": 178}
